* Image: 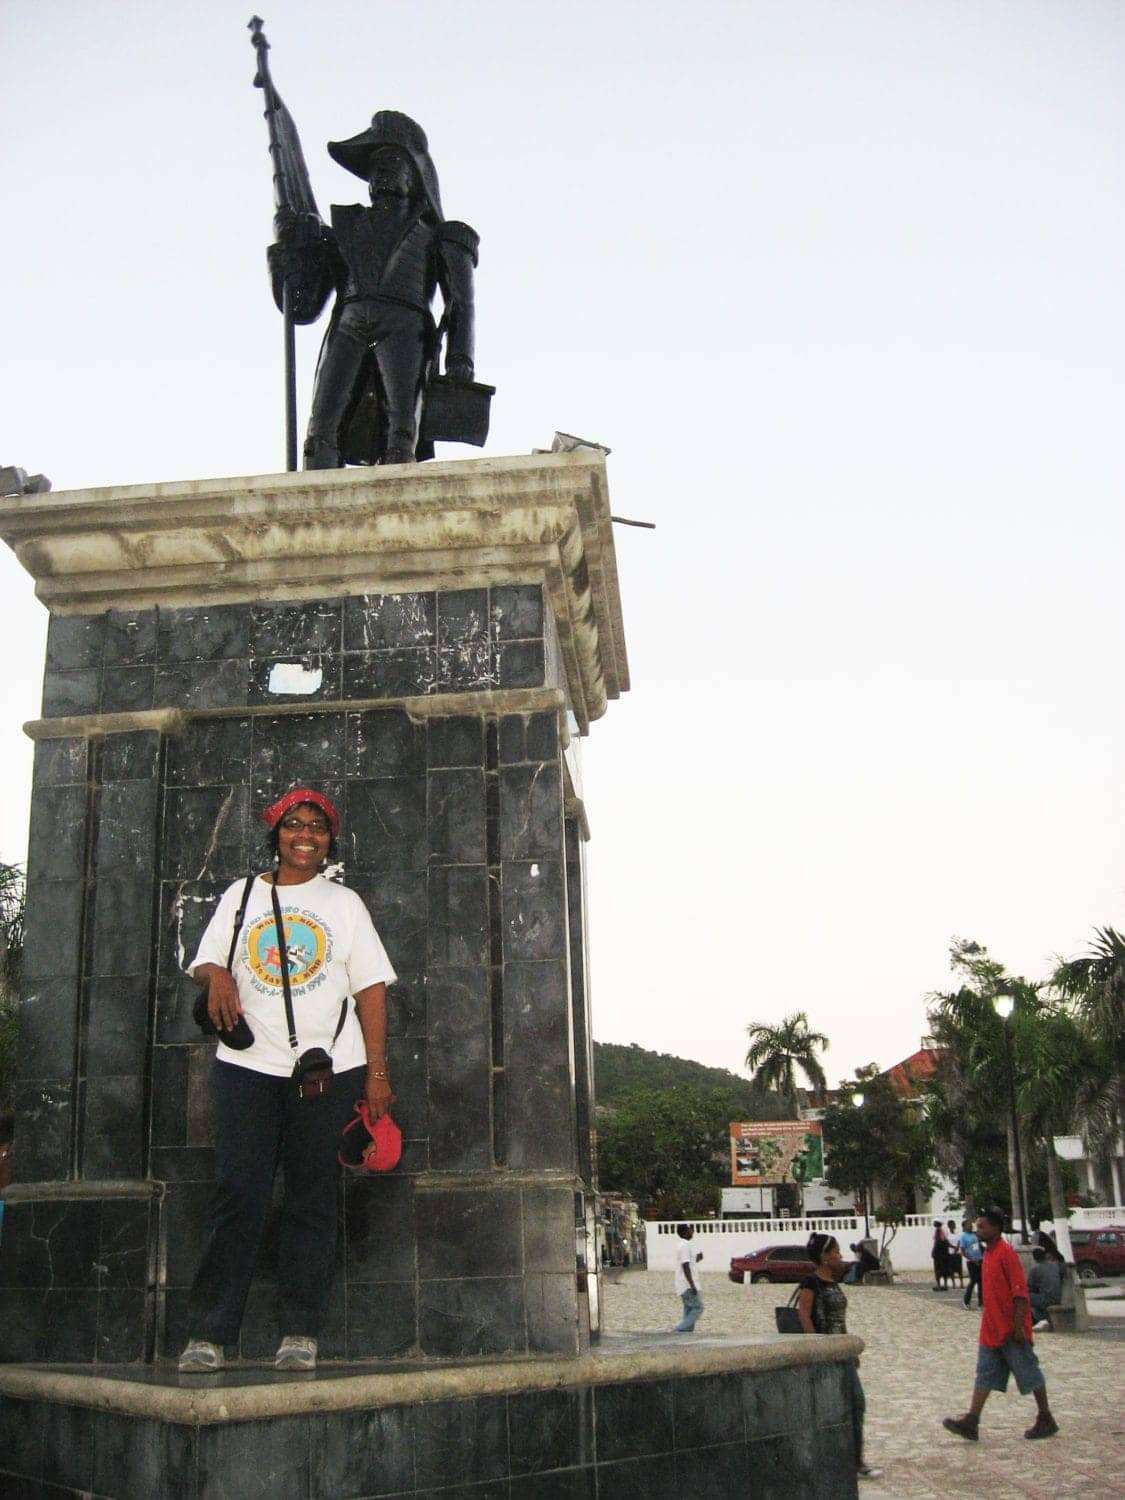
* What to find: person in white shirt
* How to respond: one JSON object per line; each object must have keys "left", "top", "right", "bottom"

{"left": 672, "top": 1224, "right": 704, "bottom": 1332}
{"left": 177, "top": 788, "right": 396, "bottom": 1373}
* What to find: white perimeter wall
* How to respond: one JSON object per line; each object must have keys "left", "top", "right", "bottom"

{"left": 646, "top": 1216, "right": 939, "bottom": 1272}
{"left": 645, "top": 1207, "right": 1123, "bottom": 1273}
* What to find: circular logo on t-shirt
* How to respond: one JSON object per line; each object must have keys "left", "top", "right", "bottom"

{"left": 245, "top": 911, "right": 329, "bottom": 990}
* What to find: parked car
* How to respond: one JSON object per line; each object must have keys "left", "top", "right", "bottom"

{"left": 729, "top": 1244, "right": 817, "bottom": 1285}
{"left": 1070, "top": 1226, "right": 1125, "bottom": 1281}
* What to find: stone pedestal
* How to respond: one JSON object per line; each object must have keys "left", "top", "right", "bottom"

{"left": 0, "top": 1332, "right": 863, "bottom": 1499}
{"left": 0, "top": 453, "right": 625, "bottom": 1366}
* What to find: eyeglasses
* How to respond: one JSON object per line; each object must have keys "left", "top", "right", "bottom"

{"left": 279, "top": 816, "right": 331, "bottom": 835}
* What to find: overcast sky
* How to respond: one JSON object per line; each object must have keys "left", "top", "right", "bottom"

{"left": 2, "top": 0, "right": 1122, "bottom": 1085}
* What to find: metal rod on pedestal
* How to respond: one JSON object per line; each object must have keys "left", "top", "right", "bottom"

{"left": 283, "top": 281, "right": 297, "bottom": 471}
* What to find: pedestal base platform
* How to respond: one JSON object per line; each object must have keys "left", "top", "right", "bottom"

{"left": 0, "top": 1331, "right": 862, "bottom": 1498}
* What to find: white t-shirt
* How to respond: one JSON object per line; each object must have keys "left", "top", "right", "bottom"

{"left": 674, "top": 1239, "right": 700, "bottom": 1295}
{"left": 189, "top": 873, "right": 397, "bottom": 1077}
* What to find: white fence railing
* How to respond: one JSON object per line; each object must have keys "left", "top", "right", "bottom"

{"left": 1069, "top": 1206, "right": 1124, "bottom": 1228}
{"left": 653, "top": 1216, "right": 862, "bottom": 1238}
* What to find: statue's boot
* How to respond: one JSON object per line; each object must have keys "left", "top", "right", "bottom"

{"left": 381, "top": 445, "right": 417, "bottom": 465}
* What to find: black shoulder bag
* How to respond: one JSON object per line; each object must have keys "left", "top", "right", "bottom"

{"left": 192, "top": 874, "right": 256, "bottom": 1047}
{"left": 775, "top": 1281, "right": 817, "bottom": 1334}
{"left": 270, "top": 882, "right": 348, "bottom": 1101}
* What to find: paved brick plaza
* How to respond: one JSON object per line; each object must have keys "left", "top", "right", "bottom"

{"left": 602, "top": 1269, "right": 1123, "bottom": 1498}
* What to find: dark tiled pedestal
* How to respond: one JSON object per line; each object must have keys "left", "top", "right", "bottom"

{"left": 0, "top": 457, "right": 627, "bottom": 1372}
{"left": 3, "top": 592, "right": 589, "bottom": 1364}
{"left": 0, "top": 1334, "right": 862, "bottom": 1499}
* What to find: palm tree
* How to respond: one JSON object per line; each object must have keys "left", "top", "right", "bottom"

{"left": 744, "top": 1011, "right": 829, "bottom": 1116}
{"left": 1051, "top": 928, "right": 1125, "bottom": 1202}
{"left": 1015, "top": 1002, "right": 1104, "bottom": 1224}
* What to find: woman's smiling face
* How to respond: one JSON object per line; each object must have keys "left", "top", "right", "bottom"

{"left": 276, "top": 805, "right": 332, "bottom": 877}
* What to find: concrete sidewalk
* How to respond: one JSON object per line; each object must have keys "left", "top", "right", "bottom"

{"left": 602, "top": 1269, "right": 1124, "bottom": 1498}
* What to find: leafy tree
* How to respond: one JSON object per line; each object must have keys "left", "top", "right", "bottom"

{"left": 920, "top": 1068, "right": 1008, "bottom": 1223}
{"left": 822, "top": 1073, "right": 935, "bottom": 1236}
{"left": 927, "top": 940, "right": 1040, "bottom": 1223}
{"left": 597, "top": 1084, "right": 751, "bottom": 1218}
{"left": 1015, "top": 1002, "right": 1108, "bottom": 1222}
{"left": 743, "top": 1011, "right": 829, "bottom": 1115}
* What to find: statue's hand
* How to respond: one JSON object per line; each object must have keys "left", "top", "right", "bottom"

{"left": 268, "top": 238, "right": 313, "bottom": 283}
{"left": 273, "top": 205, "right": 301, "bottom": 239}
{"left": 445, "top": 356, "right": 475, "bottom": 383}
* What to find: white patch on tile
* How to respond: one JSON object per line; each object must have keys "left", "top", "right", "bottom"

{"left": 268, "top": 662, "right": 323, "bottom": 696}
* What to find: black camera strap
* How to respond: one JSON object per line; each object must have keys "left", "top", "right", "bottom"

{"left": 226, "top": 874, "right": 257, "bottom": 971}
{"left": 270, "top": 881, "right": 300, "bottom": 1052}
{"left": 269, "top": 881, "right": 347, "bottom": 1053}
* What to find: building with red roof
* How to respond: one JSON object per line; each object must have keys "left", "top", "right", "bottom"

{"left": 881, "top": 1045, "right": 940, "bottom": 1099}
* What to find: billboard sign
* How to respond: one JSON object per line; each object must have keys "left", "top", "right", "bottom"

{"left": 730, "top": 1121, "right": 824, "bottom": 1187}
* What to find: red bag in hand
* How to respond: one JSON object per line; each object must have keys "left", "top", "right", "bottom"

{"left": 338, "top": 1100, "right": 403, "bottom": 1174}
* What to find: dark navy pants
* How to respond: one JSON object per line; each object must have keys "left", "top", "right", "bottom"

{"left": 187, "top": 1059, "right": 365, "bottom": 1346}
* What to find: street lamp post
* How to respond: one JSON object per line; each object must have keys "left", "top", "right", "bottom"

{"left": 853, "top": 1092, "right": 870, "bottom": 1237}
{"left": 995, "top": 996, "right": 1030, "bottom": 1244}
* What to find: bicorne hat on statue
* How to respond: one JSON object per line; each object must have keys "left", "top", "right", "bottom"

{"left": 328, "top": 110, "right": 444, "bottom": 222}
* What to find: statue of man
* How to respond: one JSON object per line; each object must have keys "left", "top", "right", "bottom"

{"left": 268, "top": 111, "right": 478, "bottom": 468}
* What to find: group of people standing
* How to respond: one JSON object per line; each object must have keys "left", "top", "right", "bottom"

{"left": 932, "top": 1217, "right": 985, "bottom": 1305}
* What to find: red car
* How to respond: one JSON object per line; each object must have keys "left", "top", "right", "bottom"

{"left": 1071, "top": 1226, "right": 1125, "bottom": 1282}
{"left": 729, "top": 1244, "right": 818, "bottom": 1285}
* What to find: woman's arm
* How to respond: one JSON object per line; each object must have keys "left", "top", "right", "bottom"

{"left": 353, "top": 981, "right": 393, "bottom": 1116}
{"left": 797, "top": 1287, "right": 817, "bottom": 1334}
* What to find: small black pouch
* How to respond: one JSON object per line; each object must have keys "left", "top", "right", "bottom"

{"left": 193, "top": 875, "right": 256, "bottom": 1048}
{"left": 293, "top": 1047, "right": 334, "bottom": 1100}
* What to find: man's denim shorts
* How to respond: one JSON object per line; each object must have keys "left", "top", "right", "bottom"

{"left": 975, "top": 1340, "right": 1045, "bottom": 1394}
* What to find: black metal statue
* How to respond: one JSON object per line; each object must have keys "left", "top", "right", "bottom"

{"left": 249, "top": 18, "right": 492, "bottom": 470}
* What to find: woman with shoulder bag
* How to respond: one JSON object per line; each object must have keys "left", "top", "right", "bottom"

{"left": 797, "top": 1232, "right": 882, "bottom": 1482}
{"left": 178, "top": 788, "right": 397, "bottom": 1373}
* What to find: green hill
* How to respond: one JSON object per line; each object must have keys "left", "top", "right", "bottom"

{"left": 593, "top": 1041, "right": 791, "bottom": 1119}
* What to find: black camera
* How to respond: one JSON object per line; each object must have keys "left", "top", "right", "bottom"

{"left": 192, "top": 991, "right": 254, "bottom": 1050}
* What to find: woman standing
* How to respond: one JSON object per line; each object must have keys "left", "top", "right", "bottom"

{"left": 946, "top": 1219, "right": 964, "bottom": 1287}
{"left": 797, "top": 1233, "right": 882, "bottom": 1481}
{"left": 932, "top": 1220, "right": 951, "bottom": 1290}
{"left": 177, "top": 788, "right": 396, "bottom": 1372}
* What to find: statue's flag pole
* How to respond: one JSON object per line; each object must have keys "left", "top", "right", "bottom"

{"left": 248, "top": 16, "right": 320, "bottom": 472}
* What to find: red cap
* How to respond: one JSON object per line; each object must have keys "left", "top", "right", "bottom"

{"left": 338, "top": 1102, "right": 402, "bottom": 1173}
{"left": 362, "top": 1112, "right": 403, "bottom": 1173}
{"left": 262, "top": 788, "right": 340, "bottom": 837}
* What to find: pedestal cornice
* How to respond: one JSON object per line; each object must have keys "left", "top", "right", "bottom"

{"left": 0, "top": 451, "right": 629, "bottom": 727}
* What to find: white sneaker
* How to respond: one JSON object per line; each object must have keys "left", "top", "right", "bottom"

{"left": 857, "top": 1464, "right": 884, "bottom": 1480}
{"left": 1033, "top": 1318, "right": 1050, "bottom": 1331}
{"left": 178, "top": 1339, "right": 224, "bottom": 1372}
{"left": 275, "top": 1335, "right": 317, "bottom": 1369}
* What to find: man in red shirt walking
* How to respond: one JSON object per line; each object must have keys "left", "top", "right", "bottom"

{"left": 943, "top": 1207, "right": 1058, "bottom": 1441}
